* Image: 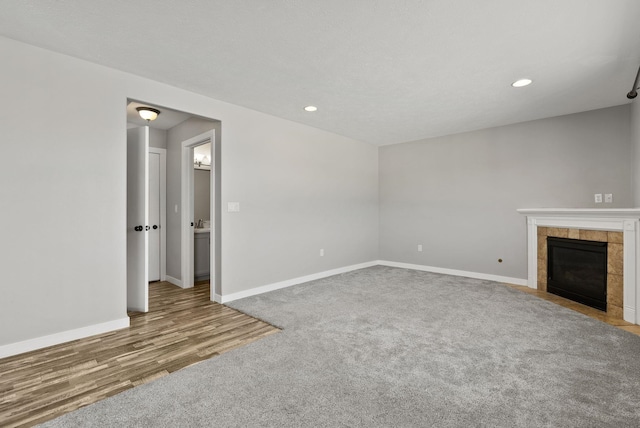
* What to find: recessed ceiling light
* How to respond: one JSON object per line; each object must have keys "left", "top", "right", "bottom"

{"left": 303, "top": 105, "right": 318, "bottom": 112}
{"left": 512, "top": 78, "right": 533, "bottom": 88}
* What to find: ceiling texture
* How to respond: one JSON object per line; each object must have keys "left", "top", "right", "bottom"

{"left": 1, "top": 0, "right": 639, "bottom": 145}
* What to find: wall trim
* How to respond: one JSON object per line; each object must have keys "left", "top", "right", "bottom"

{"left": 219, "top": 260, "right": 526, "bottom": 304}
{"left": 377, "top": 260, "right": 528, "bottom": 286}
{"left": 165, "top": 275, "right": 183, "bottom": 288}
{"left": 0, "top": 317, "right": 130, "bottom": 359}
{"left": 219, "top": 261, "right": 378, "bottom": 303}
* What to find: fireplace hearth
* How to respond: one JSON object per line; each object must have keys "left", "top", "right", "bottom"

{"left": 547, "top": 237, "right": 607, "bottom": 311}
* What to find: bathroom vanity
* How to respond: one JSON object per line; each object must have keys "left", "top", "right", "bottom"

{"left": 194, "top": 228, "right": 210, "bottom": 280}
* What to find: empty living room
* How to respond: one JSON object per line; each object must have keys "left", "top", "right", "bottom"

{"left": 2, "top": 1, "right": 640, "bottom": 427}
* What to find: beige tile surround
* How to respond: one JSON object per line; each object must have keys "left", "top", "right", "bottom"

{"left": 537, "top": 227, "right": 624, "bottom": 319}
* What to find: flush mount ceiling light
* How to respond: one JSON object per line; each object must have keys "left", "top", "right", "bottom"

{"left": 136, "top": 106, "right": 161, "bottom": 121}
{"left": 303, "top": 105, "right": 318, "bottom": 112}
{"left": 512, "top": 78, "right": 533, "bottom": 88}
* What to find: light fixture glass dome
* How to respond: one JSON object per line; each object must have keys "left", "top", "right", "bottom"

{"left": 136, "top": 107, "right": 161, "bottom": 121}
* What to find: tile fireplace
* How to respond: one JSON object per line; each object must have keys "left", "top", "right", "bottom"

{"left": 518, "top": 209, "right": 640, "bottom": 325}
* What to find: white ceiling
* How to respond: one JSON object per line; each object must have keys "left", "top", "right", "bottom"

{"left": 1, "top": 1, "right": 639, "bottom": 145}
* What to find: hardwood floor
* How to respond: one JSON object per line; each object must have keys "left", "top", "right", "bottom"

{"left": 0, "top": 281, "right": 280, "bottom": 427}
{"left": 506, "top": 284, "right": 640, "bottom": 336}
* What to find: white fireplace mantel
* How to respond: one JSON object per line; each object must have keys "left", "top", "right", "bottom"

{"left": 517, "top": 208, "right": 640, "bottom": 325}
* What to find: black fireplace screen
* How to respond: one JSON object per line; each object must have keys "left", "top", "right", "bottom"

{"left": 547, "top": 237, "right": 607, "bottom": 311}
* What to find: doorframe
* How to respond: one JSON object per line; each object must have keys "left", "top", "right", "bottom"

{"left": 149, "top": 147, "right": 167, "bottom": 282}
{"left": 181, "top": 130, "right": 216, "bottom": 299}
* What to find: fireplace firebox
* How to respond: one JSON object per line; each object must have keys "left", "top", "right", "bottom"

{"left": 547, "top": 237, "right": 607, "bottom": 311}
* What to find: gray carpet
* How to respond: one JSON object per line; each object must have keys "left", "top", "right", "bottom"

{"left": 40, "top": 266, "right": 640, "bottom": 427}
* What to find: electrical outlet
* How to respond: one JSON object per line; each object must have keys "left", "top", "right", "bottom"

{"left": 418, "top": 244, "right": 423, "bottom": 252}
{"left": 605, "top": 194, "right": 613, "bottom": 203}
{"left": 594, "top": 194, "right": 602, "bottom": 203}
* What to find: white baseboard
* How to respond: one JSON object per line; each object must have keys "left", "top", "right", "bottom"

{"left": 219, "top": 260, "right": 527, "bottom": 304}
{"left": 377, "top": 260, "right": 528, "bottom": 286}
{"left": 0, "top": 317, "right": 130, "bottom": 359}
{"left": 220, "top": 261, "right": 378, "bottom": 303}
{"left": 165, "top": 275, "right": 183, "bottom": 288}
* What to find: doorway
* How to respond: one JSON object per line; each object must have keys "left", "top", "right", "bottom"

{"left": 126, "top": 100, "right": 219, "bottom": 311}
{"left": 181, "top": 131, "right": 216, "bottom": 293}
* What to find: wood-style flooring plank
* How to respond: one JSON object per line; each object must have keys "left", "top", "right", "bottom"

{"left": 0, "top": 281, "right": 279, "bottom": 428}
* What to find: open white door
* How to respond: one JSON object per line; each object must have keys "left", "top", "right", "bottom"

{"left": 148, "top": 148, "right": 166, "bottom": 282}
{"left": 127, "top": 126, "right": 149, "bottom": 312}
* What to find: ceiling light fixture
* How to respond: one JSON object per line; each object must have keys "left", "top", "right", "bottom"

{"left": 512, "top": 78, "right": 533, "bottom": 88}
{"left": 136, "top": 106, "right": 161, "bottom": 121}
{"left": 303, "top": 105, "right": 318, "bottom": 112}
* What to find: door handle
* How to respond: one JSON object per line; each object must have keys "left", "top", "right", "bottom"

{"left": 191, "top": 222, "right": 194, "bottom": 227}
{"left": 134, "top": 225, "right": 143, "bottom": 232}
{"left": 153, "top": 225, "right": 158, "bottom": 230}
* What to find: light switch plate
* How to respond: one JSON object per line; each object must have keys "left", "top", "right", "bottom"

{"left": 605, "top": 194, "right": 613, "bottom": 203}
{"left": 227, "top": 202, "right": 240, "bottom": 212}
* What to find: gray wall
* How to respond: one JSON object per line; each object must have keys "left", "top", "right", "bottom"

{"left": 149, "top": 128, "right": 167, "bottom": 149}
{"left": 379, "top": 105, "right": 633, "bottom": 280}
{"left": 1, "top": 38, "right": 128, "bottom": 346}
{"left": 632, "top": 100, "right": 640, "bottom": 206}
{"left": 0, "top": 36, "right": 378, "bottom": 350}
{"left": 194, "top": 169, "right": 211, "bottom": 222}
{"left": 220, "top": 113, "right": 379, "bottom": 295}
